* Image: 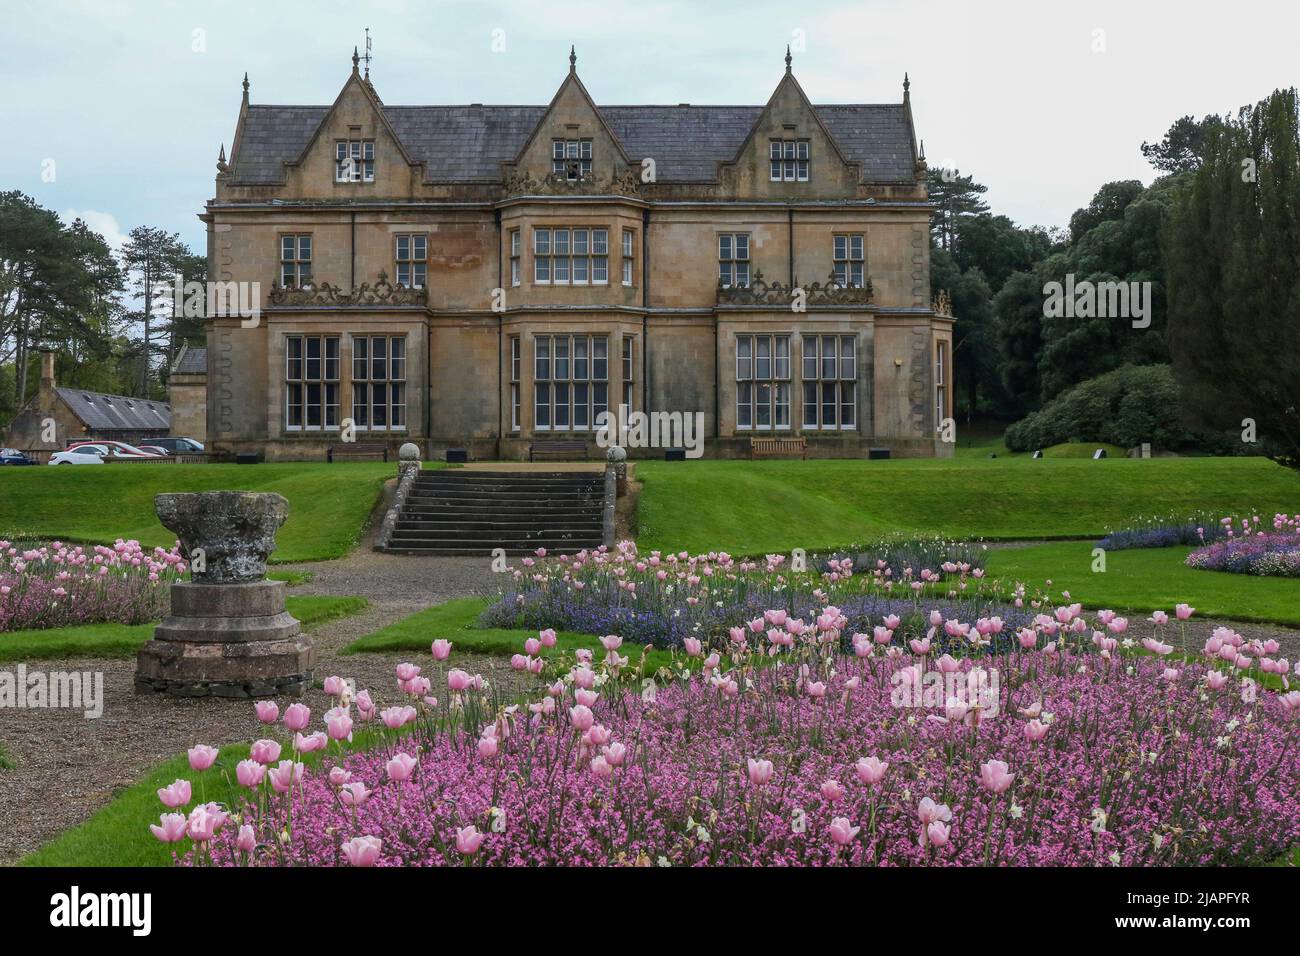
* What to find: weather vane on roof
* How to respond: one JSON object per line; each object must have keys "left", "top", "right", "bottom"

{"left": 363, "top": 27, "right": 372, "bottom": 79}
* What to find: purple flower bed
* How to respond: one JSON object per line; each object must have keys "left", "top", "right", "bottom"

{"left": 0, "top": 539, "right": 186, "bottom": 632}
{"left": 1186, "top": 532, "right": 1300, "bottom": 577}
{"left": 163, "top": 606, "right": 1300, "bottom": 867}
{"left": 481, "top": 541, "right": 1024, "bottom": 651}
{"left": 1099, "top": 512, "right": 1298, "bottom": 552}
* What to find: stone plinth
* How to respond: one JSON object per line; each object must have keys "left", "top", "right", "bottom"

{"left": 135, "top": 492, "right": 314, "bottom": 699}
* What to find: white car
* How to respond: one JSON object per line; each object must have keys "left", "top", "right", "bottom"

{"left": 48, "top": 447, "right": 106, "bottom": 465}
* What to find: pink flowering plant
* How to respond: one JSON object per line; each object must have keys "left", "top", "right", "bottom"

{"left": 155, "top": 598, "right": 1300, "bottom": 867}
{"left": 1184, "top": 514, "right": 1300, "bottom": 577}
{"left": 0, "top": 538, "right": 185, "bottom": 631}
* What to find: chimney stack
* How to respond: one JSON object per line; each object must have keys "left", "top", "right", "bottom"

{"left": 40, "top": 349, "right": 56, "bottom": 390}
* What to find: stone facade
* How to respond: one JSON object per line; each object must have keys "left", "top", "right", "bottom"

{"left": 203, "top": 49, "right": 954, "bottom": 461}
{"left": 167, "top": 345, "right": 208, "bottom": 442}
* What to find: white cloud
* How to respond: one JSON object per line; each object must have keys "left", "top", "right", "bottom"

{"left": 60, "top": 209, "right": 129, "bottom": 253}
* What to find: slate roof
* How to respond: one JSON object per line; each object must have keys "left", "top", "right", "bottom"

{"left": 227, "top": 101, "right": 916, "bottom": 185}
{"left": 56, "top": 388, "right": 171, "bottom": 432}
{"left": 172, "top": 346, "right": 207, "bottom": 375}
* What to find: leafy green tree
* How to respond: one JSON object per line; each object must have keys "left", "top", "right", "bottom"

{"left": 1067, "top": 180, "right": 1146, "bottom": 243}
{"left": 1142, "top": 115, "right": 1220, "bottom": 173}
{"left": 1166, "top": 88, "right": 1300, "bottom": 469}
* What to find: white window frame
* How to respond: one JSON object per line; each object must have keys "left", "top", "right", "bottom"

{"left": 350, "top": 335, "right": 407, "bottom": 432}
{"left": 552, "top": 138, "right": 593, "bottom": 180}
{"left": 533, "top": 227, "right": 609, "bottom": 285}
{"left": 285, "top": 334, "right": 340, "bottom": 432}
{"left": 801, "top": 334, "right": 857, "bottom": 431}
{"left": 533, "top": 334, "right": 608, "bottom": 432}
{"left": 335, "top": 139, "right": 375, "bottom": 183}
{"left": 735, "top": 334, "right": 790, "bottom": 431}
{"left": 769, "top": 139, "right": 810, "bottom": 182}
{"left": 279, "top": 235, "right": 312, "bottom": 288}
{"left": 719, "top": 233, "right": 751, "bottom": 288}
{"left": 832, "top": 234, "right": 864, "bottom": 288}
{"left": 395, "top": 234, "right": 427, "bottom": 289}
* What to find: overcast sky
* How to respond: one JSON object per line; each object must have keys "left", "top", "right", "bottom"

{"left": 3, "top": 0, "right": 1294, "bottom": 256}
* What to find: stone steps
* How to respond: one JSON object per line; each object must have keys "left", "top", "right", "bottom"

{"left": 381, "top": 469, "right": 606, "bottom": 555}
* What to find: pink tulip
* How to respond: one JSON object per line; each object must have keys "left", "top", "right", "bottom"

{"left": 1176, "top": 603, "right": 1195, "bottom": 620}
{"left": 602, "top": 742, "right": 626, "bottom": 767}
{"left": 917, "top": 797, "right": 953, "bottom": 825}
{"left": 574, "top": 688, "right": 598, "bottom": 707}
{"left": 569, "top": 704, "right": 594, "bottom": 732}
{"left": 328, "top": 767, "right": 351, "bottom": 787}
{"left": 268, "top": 760, "right": 304, "bottom": 794}
{"left": 250, "top": 739, "right": 282, "bottom": 765}
{"left": 926, "top": 821, "right": 951, "bottom": 847}
{"left": 236, "top": 824, "right": 257, "bottom": 854}
{"left": 806, "top": 681, "right": 827, "bottom": 698}
{"left": 157, "top": 779, "right": 192, "bottom": 808}
{"left": 456, "top": 825, "right": 484, "bottom": 855}
{"left": 1024, "top": 719, "right": 1049, "bottom": 741}
{"left": 979, "top": 759, "right": 1015, "bottom": 794}
{"left": 683, "top": 637, "right": 702, "bottom": 657}
{"left": 187, "top": 745, "right": 218, "bottom": 771}
{"left": 186, "top": 805, "right": 219, "bottom": 842}
{"left": 283, "top": 702, "right": 311, "bottom": 732}
{"left": 294, "top": 731, "right": 328, "bottom": 753}
{"left": 235, "top": 759, "right": 265, "bottom": 789}
{"left": 340, "top": 781, "right": 371, "bottom": 807}
{"left": 820, "top": 779, "right": 844, "bottom": 801}
{"left": 254, "top": 700, "right": 279, "bottom": 723}
{"left": 322, "top": 675, "right": 345, "bottom": 696}
{"left": 149, "top": 812, "right": 188, "bottom": 843}
{"left": 386, "top": 752, "right": 417, "bottom": 783}
{"left": 342, "top": 835, "right": 383, "bottom": 867}
{"left": 326, "top": 710, "right": 353, "bottom": 741}
{"left": 590, "top": 755, "right": 612, "bottom": 777}
{"left": 431, "top": 639, "right": 452, "bottom": 660}
{"left": 523, "top": 637, "right": 541, "bottom": 655}
{"left": 448, "top": 669, "right": 472, "bottom": 691}
{"left": 829, "top": 817, "right": 860, "bottom": 845}
{"left": 600, "top": 634, "right": 623, "bottom": 651}
{"left": 538, "top": 628, "right": 557, "bottom": 648}
{"left": 477, "top": 735, "right": 499, "bottom": 758}
{"left": 855, "top": 756, "right": 888, "bottom": 785}
{"left": 747, "top": 758, "right": 774, "bottom": 786}
{"left": 1149, "top": 611, "right": 1169, "bottom": 626}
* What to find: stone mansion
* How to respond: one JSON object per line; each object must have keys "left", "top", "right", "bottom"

{"left": 202, "top": 46, "right": 953, "bottom": 460}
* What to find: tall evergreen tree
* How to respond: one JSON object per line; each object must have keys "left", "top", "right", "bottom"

{"left": 120, "top": 226, "right": 189, "bottom": 396}
{"left": 1166, "top": 88, "right": 1300, "bottom": 469}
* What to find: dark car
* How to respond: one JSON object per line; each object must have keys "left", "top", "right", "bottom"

{"left": 0, "top": 447, "right": 37, "bottom": 466}
{"left": 142, "top": 437, "right": 205, "bottom": 455}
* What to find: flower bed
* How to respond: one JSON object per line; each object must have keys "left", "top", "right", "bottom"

{"left": 0, "top": 539, "right": 185, "bottom": 632}
{"left": 155, "top": 601, "right": 1300, "bottom": 868}
{"left": 481, "top": 540, "right": 1018, "bottom": 650}
{"left": 1186, "top": 532, "right": 1300, "bottom": 577}
{"left": 1098, "top": 512, "right": 1297, "bottom": 552}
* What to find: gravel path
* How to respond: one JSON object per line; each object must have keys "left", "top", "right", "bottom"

{"left": 0, "top": 502, "right": 520, "bottom": 865}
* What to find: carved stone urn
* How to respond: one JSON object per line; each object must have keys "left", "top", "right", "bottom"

{"left": 134, "top": 492, "right": 315, "bottom": 698}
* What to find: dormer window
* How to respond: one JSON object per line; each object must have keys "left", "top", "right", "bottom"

{"left": 769, "top": 139, "right": 810, "bottom": 181}
{"left": 335, "top": 139, "right": 375, "bottom": 182}
{"left": 552, "top": 139, "right": 592, "bottom": 180}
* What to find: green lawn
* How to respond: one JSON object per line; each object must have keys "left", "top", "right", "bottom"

{"left": 0, "top": 462, "right": 417, "bottom": 562}
{"left": 985, "top": 542, "right": 1300, "bottom": 626}
{"left": 342, "top": 596, "right": 677, "bottom": 671}
{"left": 634, "top": 457, "right": 1299, "bottom": 555}
{"left": 0, "top": 595, "right": 369, "bottom": 662}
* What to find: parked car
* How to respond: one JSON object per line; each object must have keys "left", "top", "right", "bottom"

{"left": 49, "top": 447, "right": 106, "bottom": 465}
{"left": 145, "top": 437, "right": 205, "bottom": 455}
{"left": 66, "top": 440, "right": 165, "bottom": 459}
{"left": 0, "top": 448, "right": 37, "bottom": 466}
{"left": 138, "top": 445, "right": 170, "bottom": 457}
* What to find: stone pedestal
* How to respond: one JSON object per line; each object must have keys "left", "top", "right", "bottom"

{"left": 134, "top": 492, "right": 314, "bottom": 699}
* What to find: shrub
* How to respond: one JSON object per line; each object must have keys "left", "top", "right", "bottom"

{"left": 1004, "top": 364, "right": 1227, "bottom": 453}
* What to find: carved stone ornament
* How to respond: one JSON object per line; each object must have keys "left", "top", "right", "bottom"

{"left": 716, "top": 270, "right": 875, "bottom": 306}
{"left": 503, "top": 168, "right": 642, "bottom": 197}
{"left": 268, "top": 271, "right": 427, "bottom": 307}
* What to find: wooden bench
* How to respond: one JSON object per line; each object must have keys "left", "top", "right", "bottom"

{"left": 750, "top": 436, "right": 807, "bottom": 460}
{"left": 529, "top": 440, "right": 589, "bottom": 462}
{"left": 327, "top": 443, "right": 388, "bottom": 463}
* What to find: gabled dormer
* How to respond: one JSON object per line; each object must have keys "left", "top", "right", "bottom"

{"left": 222, "top": 48, "right": 425, "bottom": 199}
{"left": 720, "top": 48, "right": 865, "bottom": 198}
{"left": 504, "top": 47, "right": 635, "bottom": 192}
